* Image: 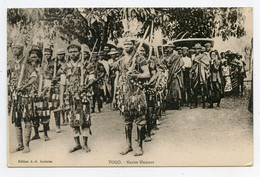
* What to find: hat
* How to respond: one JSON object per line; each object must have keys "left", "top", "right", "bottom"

{"left": 44, "top": 48, "right": 53, "bottom": 53}
{"left": 92, "top": 52, "right": 98, "bottom": 58}
{"left": 205, "top": 43, "right": 211, "bottom": 47}
{"left": 201, "top": 47, "right": 206, "bottom": 52}
{"left": 12, "top": 38, "right": 24, "bottom": 48}
{"left": 31, "top": 44, "right": 41, "bottom": 51}
{"left": 98, "top": 51, "right": 105, "bottom": 56}
{"left": 176, "top": 47, "right": 182, "bottom": 50}
{"left": 189, "top": 49, "right": 195, "bottom": 52}
{"left": 108, "top": 48, "right": 118, "bottom": 55}
{"left": 57, "top": 48, "right": 65, "bottom": 55}
{"left": 82, "top": 45, "right": 90, "bottom": 53}
{"left": 222, "top": 59, "right": 227, "bottom": 63}
{"left": 104, "top": 46, "right": 110, "bottom": 52}
{"left": 139, "top": 47, "right": 145, "bottom": 52}
{"left": 181, "top": 46, "right": 188, "bottom": 50}
{"left": 67, "top": 40, "right": 81, "bottom": 51}
{"left": 194, "top": 43, "right": 201, "bottom": 49}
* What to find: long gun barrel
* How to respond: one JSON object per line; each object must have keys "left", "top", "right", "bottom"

{"left": 128, "top": 26, "right": 150, "bottom": 72}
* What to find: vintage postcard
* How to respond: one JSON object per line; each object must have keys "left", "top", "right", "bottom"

{"left": 7, "top": 7, "right": 253, "bottom": 167}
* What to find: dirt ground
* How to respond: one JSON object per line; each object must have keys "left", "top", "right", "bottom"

{"left": 8, "top": 95, "right": 253, "bottom": 167}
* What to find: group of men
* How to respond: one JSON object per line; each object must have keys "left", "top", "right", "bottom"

{"left": 8, "top": 33, "right": 247, "bottom": 156}
{"left": 166, "top": 42, "right": 246, "bottom": 111}
{"left": 7, "top": 35, "right": 169, "bottom": 156}
{"left": 168, "top": 43, "right": 219, "bottom": 109}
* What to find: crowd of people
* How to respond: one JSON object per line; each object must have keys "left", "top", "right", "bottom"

{"left": 165, "top": 43, "right": 247, "bottom": 110}
{"left": 8, "top": 32, "right": 248, "bottom": 156}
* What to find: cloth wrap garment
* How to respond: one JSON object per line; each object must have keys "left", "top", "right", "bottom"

{"left": 166, "top": 53, "right": 184, "bottom": 109}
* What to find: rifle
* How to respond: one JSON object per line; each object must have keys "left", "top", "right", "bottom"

{"left": 84, "top": 39, "right": 98, "bottom": 67}
{"left": 112, "top": 69, "right": 118, "bottom": 111}
{"left": 80, "top": 44, "right": 84, "bottom": 86}
{"left": 17, "top": 45, "right": 30, "bottom": 88}
{"left": 148, "top": 21, "right": 154, "bottom": 61}
{"left": 38, "top": 43, "right": 46, "bottom": 97}
{"left": 52, "top": 39, "right": 58, "bottom": 79}
{"left": 128, "top": 26, "right": 150, "bottom": 73}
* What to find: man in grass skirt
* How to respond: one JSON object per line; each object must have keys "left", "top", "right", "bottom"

{"left": 31, "top": 47, "right": 53, "bottom": 141}
{"left": 63, "top": 42, "right": 93, "bottom": 153}
{"left": 138, "top": 46, "right": 158, "bottom": 142}
{"left": 8, "top": 42, "right": 39, "bottom": 153}
{"left": 115, "top": 38, "right": 150, "bottom": 156}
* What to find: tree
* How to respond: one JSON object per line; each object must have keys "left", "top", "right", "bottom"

{"left": 7, "top": 7, "right": 248, "bottom": 48}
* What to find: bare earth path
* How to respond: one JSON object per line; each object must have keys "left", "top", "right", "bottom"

{"left": 8, "top": 96, "right": 253, "bottom": 167}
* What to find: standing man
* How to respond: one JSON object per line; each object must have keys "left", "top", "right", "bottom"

{"left": 47, "top": 47, "right": 69, "bottom": 133}
{"left": 115, "top": 39, "right": 150, "bottom": 156}
{"left": 31, "top": 47, "right": 53, "bottom": 141}
{"left": 166, "top": 52, "right": 184, "bottom": 110}
{"left": 99, "top": 51, "right": 111, "bottom": 103}
{"left": 140, "top": 47, "right": 157, "bottom": 142}
{"left": 208, "top": 50, "right": 223, "bottom": 108}
{"left": 236, "top": 54, "right": 246, "bottom": 97}
{"left": 8, "top": 42, "right": 39, "bottom": 153}
{"left": 204, "top": 43, "right": 212, "bottom": 57}
{"left": 91, "top": 52, "right": 106, "bottom": 113}
{"left": 63, "top": 43, "right": 93, "bottom": 153}
{"left": 181, "top": 46, "right": 192, "bottom": 106}
{"left": 56, "top": 48, "right": 70, "bottom": 126}
{"left": 107, "top": 48, "right": 119, "bottom": 104}
{"left": 190, "top": 43, "right": 202, "bottom": 108}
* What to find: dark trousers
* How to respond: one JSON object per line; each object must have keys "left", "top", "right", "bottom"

{"left": 182, "top": 68, "right": 191, "bottom": 105}
{"left": 92, "top": 88, "right": 104, "bottom": 111}
{"left": 238, "top": 74, "right": 244, "bottom": 96}
{"left": 54, "top": 111, "right": 60, "bottom": 127}
{"left": 110, "top": 76, "right": 115, "bottom": 103}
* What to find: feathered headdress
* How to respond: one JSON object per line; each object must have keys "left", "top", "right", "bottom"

{"left": 117, "top": 18, "right": 144, "bottom": 47}
{"left": 9, "top": 23, "right": 26, "bottom": 47}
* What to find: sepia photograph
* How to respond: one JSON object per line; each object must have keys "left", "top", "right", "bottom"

{"left": 6, "top": 7, "right": 253, "bottom": 167}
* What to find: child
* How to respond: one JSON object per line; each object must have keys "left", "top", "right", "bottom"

{"left": 222, "top": 60, "right": 232, "bottom": 96}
